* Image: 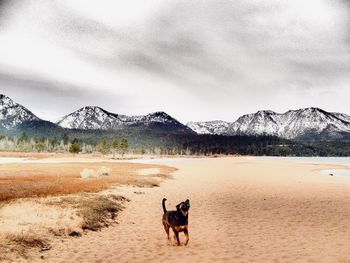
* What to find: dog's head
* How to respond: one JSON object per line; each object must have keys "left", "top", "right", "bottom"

{"left": 176, "top": 199, "right": 190, "bottom": 216}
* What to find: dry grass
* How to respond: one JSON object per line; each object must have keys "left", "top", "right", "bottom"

{"left": 0, "top": 151, "right": 73, "bottom": 159}
{"left": 0, "top": 160, "right": 176, "bottom": 261}
{"left": 45, "top": 194, "right": 129, "bottom": 232}
{"left": 0, "top": 194, "right": 130, "bottom": 261}
{"left": 46, "top": 193, "right": 130, "bottom": 232}
{"left": 0, "top": 232, "right": 50, "bottom": 260}
{"left": 0, "top": 162, "right": 176, "bottom": 203}
{"left": 77, "top": 195, "right": 127, "bottom": 231}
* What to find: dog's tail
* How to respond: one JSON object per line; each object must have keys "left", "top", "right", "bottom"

{"left": 162, "top": 198, "right": 167, "bottom": 214}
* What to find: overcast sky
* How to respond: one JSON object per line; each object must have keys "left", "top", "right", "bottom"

{"left": 0, "top": 0, "right": 350, "bottom": 123}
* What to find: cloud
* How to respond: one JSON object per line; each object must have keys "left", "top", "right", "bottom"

{"left": 0, "top": 71, "right": 89, "bottom": 96}
{"left": 0, "top": 0, "right": 350, "bottom": 122}
{"left": 0, "top": 70, "right": 126, "bottom": 121}
{"left": 121, "top": 0, "right": 350, "bottom": 90}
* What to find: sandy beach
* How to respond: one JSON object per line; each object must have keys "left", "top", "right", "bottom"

{"left": 32, "top": 158, "right": 350, "bottom": 262}
{"left": 6, "top": 157, "right": 342, "bottom": 262}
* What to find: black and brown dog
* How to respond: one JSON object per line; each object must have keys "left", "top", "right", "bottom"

{"left": 162, "top": 198, "right": 190, "bottom": 246}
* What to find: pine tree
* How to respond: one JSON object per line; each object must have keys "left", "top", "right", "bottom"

{"left": 99, "top": 139, "right": 110, "bottom": 155}
{"left": 119, "top": 138, "right": 129, "bottom": 157}
{"left": 69, "top": 141, "right": 81, "bottom": 154}
{"left": 140, "top": 147, "right": 146, "bottom": 155}
{"left": 62, "top": 133, "right": 69, "bottom": 145}
{"left": 69, "top": 138, "right": 81, "bottom": 154}
{"left": 111, "top": 139, "right": 119, "bottom": 158}
{"left": 19, "top": 132, "right": 29, "bottom": 143}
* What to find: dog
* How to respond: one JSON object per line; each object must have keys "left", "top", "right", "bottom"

{"left": 162, "top": 198, "right": 190, "bottom": 246}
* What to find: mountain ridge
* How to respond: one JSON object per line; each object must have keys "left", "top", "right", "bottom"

{"left": 188, "top": 107, "right": 350, "bottom": 140}
{"left": 0, "top": 94, "right": 40, "bottom": 129}
{"left": 1, "top": 94, "right": 350, "bottom": 141}
{"left": 56, "top": 105, "right": 192, "bottom": 134}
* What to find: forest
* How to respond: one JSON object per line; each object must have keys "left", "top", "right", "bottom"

{"left": 1, "top": 129, "right": 350, "bottom": 157}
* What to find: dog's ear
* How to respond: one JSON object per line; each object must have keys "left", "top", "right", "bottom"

{"left": 176, "top": 202, "right": 183, "bottom": 211}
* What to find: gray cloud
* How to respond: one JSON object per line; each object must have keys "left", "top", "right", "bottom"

{"left": 26, "top": 1, "right": 350, "bottom": 90}
{"left": 0, "top": 70, "right": 126, "bottom": 121}
{"left": 124, "top": 0, "right": 350, "bottom": 90}
{"left": 1, "top": 0, "right": 350, "bottom": 122}
{"left": 0, "top": 71, "right": 89, "bottom": 96}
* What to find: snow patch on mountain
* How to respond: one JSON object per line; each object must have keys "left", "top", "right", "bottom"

{"left": 57, "top": 106, "right": 183, "bottom": 130}
{"left": 189, "top": 108, "right": 350, "bottom": 139}
{"left": 2, "top": 93, "right": 350, "bottom": 140}
{"left": 187, "top": 120, "right": 230, "bottom": 135}
{"left": 0, "top": 94, "right": 39, "bottom": 129}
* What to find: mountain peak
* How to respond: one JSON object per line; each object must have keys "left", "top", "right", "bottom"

{"left": 0, "top": 94, "right": 11, "bottom": 99}
{"left": 148, "top": 111, "right": 168, "bottom": 116}
{"left": 187, "top": 120, "right": 230, "bottom": 135}
{"left": 190, "top": 107, "right": 350, "bottom": 140}
{"left": 57, "top": 107, "right": 189, "bottom": 133}
{"left": 297, "top": 107, "right": 325, "bottom": 113}
{"left": 146, "top": 111, "right": 174, "bottom": 121}
{"left": 256, "top": 110, "right": 276, "bottom": 115}
{"left": 0, "top": 95, "right": 39, "bottom": 129}
{"left": 0, "top": 94, "right": 15, "bottom": 106}
{"left": 76, "top": 106, "right": 106, "bottom": 113}
{"left": 57, "top": 106, "right": 113, "bottom": 130}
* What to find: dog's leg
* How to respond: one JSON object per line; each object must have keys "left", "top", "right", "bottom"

{"left": 174, "top": 230, "right": 180, "bottom": 246}
{"left": 163, "top": 222, "right": 170, "bottom": 240}
{"left": 184, "top": 228, "right": 189, "bottom": 246}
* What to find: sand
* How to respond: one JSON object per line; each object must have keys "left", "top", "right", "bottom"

{"left": 0, "top": 200, "right": 79, "bottom": 234}
{"left": 16, "top": 157, "right": 347, "bottom": 263}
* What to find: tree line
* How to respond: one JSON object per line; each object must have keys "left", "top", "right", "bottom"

{"left": 2, "top": 132, "right": 350, "bottom": 157}
{"left": 0, "top": 133, "right": 131, "bottom": 156}
{"left": 0, "top": 133, "right": 193, "bottom": 156}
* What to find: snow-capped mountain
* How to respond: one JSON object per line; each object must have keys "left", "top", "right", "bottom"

{"left": 57, "top": 106, "right": 192, "bottom": 133}
{"left": 187, "top": 120, "right": 230, "bottom": 135}
{"left": 0, "top": 94, "right": 39, "bottom": 129}
{"left": 2, "top": 93, "right": 350, "bottom": 141}
{"left": 188, "top": 108, "right": 350, "bottom": 140}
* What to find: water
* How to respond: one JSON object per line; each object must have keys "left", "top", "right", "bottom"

{"left": 254, "top": 156, "right": 350, "bottom": 166}
{"left": 254, "top": 156, "right": 350, "bottom": 176}
{"left": 320, "top": 169, "right": 350, "bottom": 177}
